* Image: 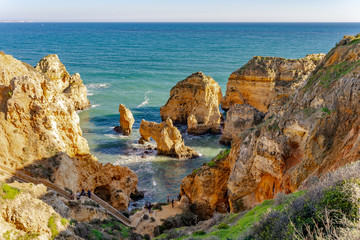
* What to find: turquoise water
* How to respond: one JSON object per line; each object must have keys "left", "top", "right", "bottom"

{"left": 1, "top": 23, "right": 360, "bottom": 205}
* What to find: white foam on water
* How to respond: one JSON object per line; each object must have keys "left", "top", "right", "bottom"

{"left": 91, "top": 104, "right": 100, "bottom": 108}
{"left": 137, "top": 90, "right": 151, "bottom": 108}
{"left": 87, "top": 83, "right": 110, "bottom": 89}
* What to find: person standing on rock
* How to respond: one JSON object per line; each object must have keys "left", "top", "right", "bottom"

{"left": 167, "top": 195, "right": 170, "bottom": 203}
{"left": 87, "top": 189, "right": 92, "bottom": 198}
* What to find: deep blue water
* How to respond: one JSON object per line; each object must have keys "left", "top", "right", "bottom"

{"left": 1, "top": 22, "right": 360, "bottom": 205}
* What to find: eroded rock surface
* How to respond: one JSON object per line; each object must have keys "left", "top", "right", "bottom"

{"left": 181, "top": 35, "right": 360, "bottom": 215}
{"left": 35, "top": 54, "right": 90, "bottom": 110}
{"left": 180, "top": 150, "right": 231, "bottom": 220}
{"left": 139, "top": 118, "right": 199, "bottom": 159}
{"left": 0, "top": 53, "right": 139, "bottom": 211}
{"left": 0, "top": 182, "right": 68, "bottom": 240}
{"left": 221, "top": 54, "right": 325, "bottom": 113}
{"left": 220, "top": 104, "right": 265, "bottom": 145}
{"left": 114, "top": 104, "right": 135, "bottom": 136}
{"left": 160, "top": 72, "right": 222, "bottom": 135}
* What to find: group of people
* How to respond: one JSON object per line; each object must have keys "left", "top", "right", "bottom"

{"left": 167, "top": 194, "right": 181, "bottom": 208}
{"left": 75, "top": 189, "right": 92, "bottom": 200}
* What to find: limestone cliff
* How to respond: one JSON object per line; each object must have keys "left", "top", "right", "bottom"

{"left": 220, "top": 104, "right": 264, "bottom": 145}
{"left": 35, "top": 54, "right": 90, "bottom": 110}
{"left": 182, "top": 35, "right": 360, "bottom": 215}
{"left": 0, "top": 182, "right": 68, "bottom": 240}
{"left": 180, "top": 150, "right": 231, "bottom": 220}
{"left": 160, "top": 72, "right": 222, "bottom": 135}
{"left": 0, "top": 53, "right": 139, "bottom": 211}
{"left": 139, "top": 118, "right": 199, "bottom": 159}
{"left": 221, "top": 54, "right": 325, "bottom": 113}
{"left": 114, "top": 104, "right": 135, "bottom": 136}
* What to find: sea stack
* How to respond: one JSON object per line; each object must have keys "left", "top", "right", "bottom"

{"left": 115, "top": 104, "right": 135, "bottom": 136}
{"left": 160, "top": 72, "right": 222, "bottom": 135}
{"left": 138, "top": 118, "right": 199, "bottom": 159}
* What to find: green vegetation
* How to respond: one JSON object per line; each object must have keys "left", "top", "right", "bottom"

{"left": 193, "top": 231, "right": 206, "bottom": 236}
{"left": 321, "top": 106, "right": 331, "bottom": 114}
{"left": 89, "top": 229, "right": 102, "bottom": 240}
{"left": 305, "top": 59, "right": 360, "bottom": 90}
{"left": 1, "top": 183, "right": 21, "bottom": 200}
{"left": 61, "top": 217, "right": 69, "bottom": 226}
{"left": 48, "top": 215, "right": 59, "bottom": 239}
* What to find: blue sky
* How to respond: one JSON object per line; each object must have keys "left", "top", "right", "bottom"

{"left": 1, "top": 0, "right": 359, "bottom": 22}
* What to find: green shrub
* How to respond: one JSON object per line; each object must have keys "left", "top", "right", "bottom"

{"left": 217, "top": 223, "right": 230, "bottom": 229}
{"left": 1, "top": 183, "right": 21, "bottom": 199}
{"left": 61, "top": 218, "right": 69, "bottom": 226}
{"left": 248, "top": 161, "right": 360, "bottom": 240}
{"left": 48, "top": 215, "right": 59, "bottom": 239}
{"left": 193, "top": 230, "right": 206, "bottom": 236}
{"left": 321, "top": 107, "right": 331, "bottom": 114}
{"left": 89, "top": 229, "right": 102, "bottom": 240}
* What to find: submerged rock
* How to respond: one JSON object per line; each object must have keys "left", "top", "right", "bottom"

{"left": 139, "top": 118, "right": 199, "bottom": 159}
{"left": 160, "top": 72, "right": 222, "bottom": 135}
{"left": 114, "top": 104, "right": 135, "bottom": 135}
{"left": 221, "top": 54, "right": 325, "bottom": 113}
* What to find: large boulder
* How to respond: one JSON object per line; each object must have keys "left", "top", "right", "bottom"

{"left": 220, "top": 104, "right": 265, "bottom": 145}
{"left": 114, "top": 104, "right": 135, "bottom": 136}
{"left": 221, "top": 54, "right": 325, "bottom": 113}
{"left": 139, "top": 118, "right": 199, "bottom": 159}
{"left": 160, "top": 72, "right": 222, "bottom": 135}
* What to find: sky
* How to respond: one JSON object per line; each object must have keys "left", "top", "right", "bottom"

{"left": 1, "top": 0, "right": 360, "bottom": 22}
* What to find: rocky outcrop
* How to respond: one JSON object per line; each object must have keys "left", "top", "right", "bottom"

{"left": 181, "top": 35, "right": 360, "bottom": 215}
{"left": 114, "top": 104, "right": 135, "bottom": 135}
{"left": 0, "top": 53, "right": 139, "bottom": 211}
{"left": 35, "top": 54, "right": 90, "bottom": 110}
{"left": 160, "top": 72, "right": 222, "bottom": 135}
{"left": 0, "top": 182, "right": 68, "bottom": 240}
{"left": 180, "top": 150, "right": 231, "bottom": 220}
{"left": 220, "top": 104, "right": 265, "bottom": 145}
{"left": 221, "top": 54, "right": 325, "bottom": 113}
{"left": 139, "top": 118, "right": 199, "bottom": 159}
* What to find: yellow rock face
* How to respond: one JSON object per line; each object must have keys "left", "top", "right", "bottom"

{"left": 139, "top": 118, "right": 199, "bottom": 159}
{"left": 160, "top": 72, "right": 222, "bottom": 135}
{"left": 180, "top": 152, "right": 231, "bottom": 219}
{"left": 221, "top": 54, "right": 325, "bottom": 113}
{"left": 118, "top": 104, "right": 135, "bottom": 135}
{"left": 0, "top": 182, "right": 67, "bottom": 240}
{"left": 0, "top": 53, "right": 139, "bottom": 211}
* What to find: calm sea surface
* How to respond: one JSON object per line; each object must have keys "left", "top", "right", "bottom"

{"left": 1, "top": 23, "right": 359, "bottom": 206}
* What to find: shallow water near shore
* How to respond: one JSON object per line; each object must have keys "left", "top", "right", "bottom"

{"left": 1, "top": 22, "right": 360, "bottom": 207}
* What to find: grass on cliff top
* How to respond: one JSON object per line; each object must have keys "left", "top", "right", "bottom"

{"left": 194, "top": 191, "right": 306, "bottom": 240}
{"left": 191, "top": 149, "right": 230, "bottom": 175}
{"left": 304, "top": 59, "right": 360, "bottom": 90}
{"left": 157, "top": 191, "right": 305, "bottom": 240}
{"left": 0, "top": 183, "right": 21, "bottom": 200}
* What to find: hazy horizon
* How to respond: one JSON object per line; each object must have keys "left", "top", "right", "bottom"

{"left": 1, "top": 0, "right": 360, "bottom": 22}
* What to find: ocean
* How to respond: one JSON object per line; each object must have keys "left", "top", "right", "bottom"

{"left": 1, "top": 22, "right": 360, "bottom": 206}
